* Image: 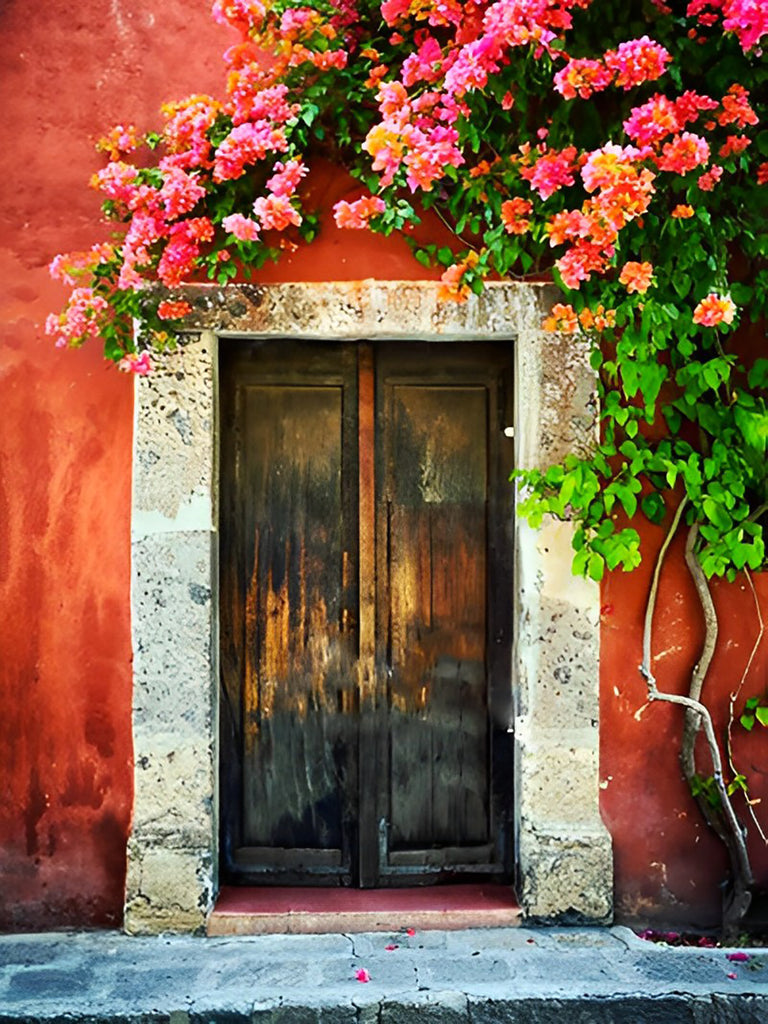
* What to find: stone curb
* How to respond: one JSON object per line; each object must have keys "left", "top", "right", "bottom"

{"left": 1, "top": 927, "right": 767, "bottom": 1023}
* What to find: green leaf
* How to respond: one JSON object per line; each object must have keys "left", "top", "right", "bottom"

{"left": 702, "top": 496, "right": 732, "bottom": 531}
{"left": 617, "top": 486, "right": 638, "bottom": 519}
{"left": 588, "top": 552, "right": 605, "bottom": 582}
{"left": 560, "top": 472, "right": 577, "bottom": 508}
{"left": 748, "top": 359, "right": 768, "bottom": 389}
{"left": 641, "top": 492, "right": 666, "bottom": 524}
{"left": 756, "top": 706, "right": 768, "bottom": 728}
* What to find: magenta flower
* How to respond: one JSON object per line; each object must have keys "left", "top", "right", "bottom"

{"left": 355, "top": 968, "right": 371, "bottom": 982}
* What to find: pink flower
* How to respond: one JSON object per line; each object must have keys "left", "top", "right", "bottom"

{"left": 623, "top": 95, "right": 680, "bottom": 146}
{"left": 211, "top": 0, "right": 265, "bottom": 32}
{"left": 157, "top": 232, "right": 200, "bottom": 287}
{"left": 45, "top": 287, "right": 109, "bottom": 348}
{"left": 406, "top": 927, "right": 416, "bottom": 937}
{"left": 674, "top": 90, "right": 719, "bottom": 125}
{"left": 402, "top": 35, "right": 444, "bottom": 87}
{"left": 556, "top": 241, "right": 612, "bottom": 288}
{"left": 355, "top": 968, "right": 371, "bottom": 982}
{"left": 692, "top": 293, "right": 736, "bottom": 326}
{"left": 720, "top": 4, "right": 768, "bottom": 52}
{"left": 222, "top": 213, "right": 261, "bottom": 241}
{"left": 91, "top": 161, "right": 140, "bottom": 205}
{"left": 604, "top": 36, "right": 672, "bottom": 90}
{"left": 213, "top": 122, "right": 288, "bottom": 182}
{"left": 581, "top": 144, "right": 641, "bottom": 192}
{"left": 228, "top": 83, "right": 298, "bottom": 129}
{"left": 520, "top": 146, "right": 579, "bottom": 200}
{"left": 698, "top": 164, "right": 723, "bottom": 191}
{"left": 158, "top": 165, "right": 207, "bottom": 219}
{"left": 554, "top": 58, "right": 613, "bottom": 100}
{"left": 384, "top": 944, "right": 398, "bottom": 951}
{"left": 265, "top": 159, "right": 308, "bottom": 198}
{"left": 726, "top": 952, "right": 751, "bottom": 962}
{"left": 184, "top": 217, "right": 215, "bottom": 243}
{"left": 656, "top": 132, "right": 710, "bottom": 174}
{"left": 117, "top": 351, "right": 153, "bottom": 375}
{"left": 252, "top": 194, "right": 302, "bottom": 231}
{"left": 333, "top": 196, "right": 386, "bottom": 229}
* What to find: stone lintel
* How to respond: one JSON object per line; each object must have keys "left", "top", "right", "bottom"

{"left": 162, "top": 279, "right": 554, "bottom": 341}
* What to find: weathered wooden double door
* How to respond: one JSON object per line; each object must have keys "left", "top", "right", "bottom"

{"left": 220, "top": 340, "right": 514, "bottom": 886}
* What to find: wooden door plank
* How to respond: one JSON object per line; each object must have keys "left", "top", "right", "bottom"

{"left": 240, "top": 384, "right": 351, "bottom": 849}
{"left": 385, "top": 382, "right": 490, "bottom": 849}
{"left": 220, "top": 342, "right": 359, "bottom": 882}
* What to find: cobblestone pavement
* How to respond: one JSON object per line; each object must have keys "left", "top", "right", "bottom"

{"left": 1, "top": 926, "right": 768, "bottom": 1022}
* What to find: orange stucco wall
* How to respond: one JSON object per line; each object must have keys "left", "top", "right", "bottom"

{"left": 1, "top": 0, "right": 766, "bottom": 931}
{"left": 601, "top": 525, "right": 768, "bottom": 929}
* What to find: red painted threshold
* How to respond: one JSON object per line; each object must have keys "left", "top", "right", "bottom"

{"left": 207, "top": 885, "right": 521, "bottom": 935}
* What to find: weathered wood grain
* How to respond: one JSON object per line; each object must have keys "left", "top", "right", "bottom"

{"left": 221, "top": 340, "right": 514, "bottom": 885}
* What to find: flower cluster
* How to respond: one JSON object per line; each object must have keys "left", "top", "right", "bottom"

{"left": 48, "top": 0, "right": 347, "bottom": 358}
{"left": 47, "top": 0, "right": 767, "bottom": 369}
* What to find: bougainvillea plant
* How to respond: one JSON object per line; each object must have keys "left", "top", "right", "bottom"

{"left": 48, "top": 0, "right": 767, "bottom": 935}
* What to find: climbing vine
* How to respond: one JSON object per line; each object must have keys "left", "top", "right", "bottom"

{"left": 48, "top": 0, "right": 768, "bottom": 934}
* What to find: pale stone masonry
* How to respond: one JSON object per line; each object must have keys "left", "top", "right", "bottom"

{"left": 125, "top": 280, "right": 612, "bottom": 934}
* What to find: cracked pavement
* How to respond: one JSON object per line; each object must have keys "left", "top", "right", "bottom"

{"left": 1, "top": 926, "right": 768, "bottom": 1022}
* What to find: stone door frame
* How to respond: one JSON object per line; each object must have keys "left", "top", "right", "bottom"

{"left": 125, "top": 280, "right": 613, "bottom": 934}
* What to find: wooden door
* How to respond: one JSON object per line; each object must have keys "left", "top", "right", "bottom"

{"left": 220, "top": 340, "right": 513, "bottom": 886}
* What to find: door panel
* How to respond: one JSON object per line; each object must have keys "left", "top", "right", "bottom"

{"left": 374, "top": 344, "right": 514, "bottom": 880}
{"left": 220, "top": 343, "right": 359, "bottom": 881}
{"left": 220, "top": 340, "right": 513, "bottom": 886}
{"left": 385, "top": 385, "right": 489, "bottom": 849}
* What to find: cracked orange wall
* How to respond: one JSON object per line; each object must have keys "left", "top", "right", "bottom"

{"left": 0, "top": 0, "right": 227, "bottom": 929}
{"left": 1, "top": 0, "right": 766, "bottom": 931}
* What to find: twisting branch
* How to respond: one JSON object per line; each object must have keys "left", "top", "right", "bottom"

{"left": 638, "top": 497, "right": 753, "bottom": 938}
{"left": 641, "top": 496, "right": 688, "bottom": 672}
{"left": 680, "top": 523, "right": 719, "bottom": 779}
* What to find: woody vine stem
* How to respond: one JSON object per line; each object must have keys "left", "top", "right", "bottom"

{"left": 640, "top": 495, "right": 754, "bottom": 940}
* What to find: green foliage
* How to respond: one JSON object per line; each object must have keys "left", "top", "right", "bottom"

{"left": 740, "top": 696, "right": 768, "bottom": 731}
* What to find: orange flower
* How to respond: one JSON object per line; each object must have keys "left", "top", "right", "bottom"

{"left": 719, "top": 134, "right": 751, "bottom": 158}
{"left": 469, "top": 160, "right": 492, "bottom": 178}
{"left": 500, "top": 197, "right": 533, "bottom": 235}
{"left": 157, "top": 299, "right": 193, "bottom": 320}
{"left": 579, "top": 304, "right": 616, "bottom": 331}
{"left": 692, "top": 293, "right": 736, "bottom": 327}
{"left": 618, "top": 261, "right": 654, "bottom": 294}
{"left": 671, "top": 204, "right": 694, "bottom": 218}
{"left": 542, "top": 303, "right": 579, "bottom": 333}
{"left": 437, "top": 252, "right": 479, "bottom": 303}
